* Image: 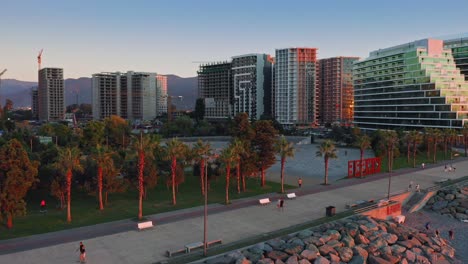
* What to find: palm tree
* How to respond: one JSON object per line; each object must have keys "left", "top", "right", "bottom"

{"left": 354, "top": 134, "right": 371, "bottom": 177}
{"left": 275, "top": 136, "right": 295, "bottom": 193}
{"left": 132, "top": 133, "right": 159, "bottom": 220}
{"left": 382, "top": 130, "right": 398, "bottom": 172}
{"left": 316, "top": 140, "right": 338, "bottom": 185}
{"left": 164, "top": 138, "right": 187, "bottom": 205}
{"left": 230, "top": 139, "right": 245, "bottom": 194}
{"left": 432, "top": 128, "right": 441, "bottom": 163}
{"left": 442, "top": 129, "right": 451, "bottom": 160}
{"left": 448, "top": 129, "right": 457, "bottom": 160}
{"left": 463, "top": 123, "right": 468, "bottom": 157}
{"left": 219, "top": 146, "right": 236, "bottom": 204}
{"left": 409, "top": 130, "right": 422, "bottom": 168}
{"left": 91, "top": 145, "right": 114, "bottom": 210}
{"left": 424, "top": 128, "right": 434, "bottom": 160}
{"left": 54, "top": 147, "right": 83, "bottom": 222}
{"left": 192, "top": 139, "right": 212, "bottom": 195}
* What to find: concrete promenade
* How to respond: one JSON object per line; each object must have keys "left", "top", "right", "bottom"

{"left": 0, "top": 159, "right": 466, "bottom": 264}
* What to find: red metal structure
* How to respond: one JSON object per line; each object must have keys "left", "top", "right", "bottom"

{"left": 348, "top": 157, "right": 381, "bottom": 178}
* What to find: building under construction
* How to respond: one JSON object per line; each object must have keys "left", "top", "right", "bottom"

{"left": 318, "top": 56, "right": 359, "bottom": 126}
{"left": 31, "top": 87, "right": 39, "bottom": 119}
{"left": 197, "top": 62, "right": 232, "bottom": 121}
{"left": 38, "top": 67, "right": 65, "bottom": 121}
{"left": 92, "top": 71, "right": 158, "bottom": 121}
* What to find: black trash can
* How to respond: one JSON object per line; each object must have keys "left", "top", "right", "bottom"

{"left": 326, "top": 206, "right": 336, "bottom": 217}
{"left": 310, "top": 134, "right": 315, "bottom": 144}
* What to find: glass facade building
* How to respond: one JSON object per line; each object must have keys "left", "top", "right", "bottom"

{"left": 353, "top": 39, "right": 468, "bottom": 131}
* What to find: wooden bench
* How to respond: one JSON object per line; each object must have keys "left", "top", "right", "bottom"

{"left": 166, "top": 248, "right": 186, "bottom": 257}
{"left": 207, "top": 239, "right": 222, "bottom": 247}
{"left": 185, "top": 241, "right": 204, "bottom": 253}
{"left": 287, "top": 193, "right": 297, "bottom": 199}
{"left": 259, "top": 198, "right": 271, "bottom": 205}
{"left": 137, "top": 220, "right": 153, "bottom": 230}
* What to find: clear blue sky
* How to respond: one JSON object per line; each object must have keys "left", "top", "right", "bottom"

{"left": 1, "top": 0, "right": 467, "bottom": 81}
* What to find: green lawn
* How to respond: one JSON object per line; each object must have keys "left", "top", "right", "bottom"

{"left": 379, "top": 149, "right": 463, "bottom": 172}
{"left": 0, "top": 174, "right": 294, "bottom": 240}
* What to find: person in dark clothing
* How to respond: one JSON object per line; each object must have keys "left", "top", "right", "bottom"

{"left": 77, "top": 242, "right": 86, "bottom": 263}
{"left": 279, "top": 199, "right": 284, "bottom": 211}
{"left": 425, "top": 222, "right": 431, "bottom": 230}
{"left": 435, "top": 229, "right": 440, "bottom": 237}
{"left": 449, "top": 229, "right": 454, "bottom": 240}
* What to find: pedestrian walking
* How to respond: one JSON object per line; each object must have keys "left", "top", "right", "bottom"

{"left": 422, "top": 163, "right": 425, "bottom": 169}
{"left": 76, "top": 242, "right": 86, "bottom": 263}
{"left": 448, "top": 229, "right": 454, "bottom": 240}
{"left": 277, "top": 199, "right": 281, "bottom": 210}
{"left": 416, "top": 184, "right": 420, "bottom": 193}
{"left": 279, "top": 198, "right": 284, "bottom": 211}
{"left": 40, "top": 199, "right": 46, "bottom": 213}
{"left": 298, "top": 178, "right": 302, "bottom": 188}
{"left": 435, "top": 229, "right": 440, "bottom": 237}
{"left": 444, "top": 164, "right": 448, "bottom": 172}
{"left": 425, "top": 222, "right": 431, "bottom": 231}
{"left": 408, "top": 181, "right": 413, "bottom": 191}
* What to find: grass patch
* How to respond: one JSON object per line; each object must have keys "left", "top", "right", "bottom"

{"left": 0, "top": 174, "right": 294, "bottom": 240}
{"left": 379, "top": 150, "right": 462, "bottom": 173}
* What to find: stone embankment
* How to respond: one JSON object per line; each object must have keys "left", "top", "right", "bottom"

{"left": 425, "top": 184, "right": 468, "bottom": 221}
{"left": 204, "top": 215, "right": 457, "bottom": 264}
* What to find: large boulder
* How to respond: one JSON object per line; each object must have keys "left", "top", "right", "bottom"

{"left": 326, "top": 239, "right": 343, "bottom": 249}
{"left": 368, "top": 255, "right": 392, "bottom": 264}
{"left": 306, "top": 244, "right": 320, "bottom": 255}
{"left": 242, "top": 250, "right": 263, "bottom": 263}
{"left": 318, "top": 244, "right": 337, "bottom": 256}
{"left": 284, "top": 243, "right": 304, "bottom": 255}
{"left": 267, "top": 251, "right": 289, "bottom": 261}
{"left": 390, "top": 244, "right": 406, "bottom": 254}
{"left": 337, "top": 247, "right": 353, "bottom": 262}
{"left": 326, "top": 230, "right": 341, "bottom": 241}
{"left": 352, "top": 246, "right": 369, "bottom": 260}
{"left": 300, "top": 249, "right": 319, "bottom": 261}
{"left": 345, "top": 223, "right": 359, "bottom": 237}
{"left": 403, "top": 250, "right": 416, "bottom": 263}
{"left": 341, "top": 235, "right": 355, "bottom": 248}
{"left": 355, "top": 234, "right": 370, "bottom": 245}
{"left": 329, "top": 253, "right": 340, "bottom": 263}
{"left": 303, "top": 237, "right": 324, "bottom": 247}
{"left": 285, "top": 255, "right": 298, "bottom": 264}
{"left": 267, "top": 239, "right": 286, "bottom": 251}
{"left": 348, "top": 255, "right": 366, "bottom": 264}
{"left": 297, "top": 230, "right": 313, "bottom": 239}
{"left": 313, "top": 256, "right": 330, "bottom": 264}
{"left": 382, "top": 233, "right": 398, "bottom": 244}
{"left": 381, "top": 253, "right": 400, "bottom": 264}
{"left": 432, "top": 200, "right": 449, "bottom": 211}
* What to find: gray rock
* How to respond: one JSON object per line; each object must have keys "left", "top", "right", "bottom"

{"left": 456, "top": 206, "right": 466, "bottom": 213}
{"left": 313, "top": 256, "right": 330, "bottom": 264}
{"left": 455, "top": 213, "right": 468, "bottom": 220}
{"left": 345, "top": 223, "right": 359, "bottom": 237}
{"left": 257, "top": 259, "right": 275, "bottom": 264}
{"left": 297, "top": 230, "right": 313, "bottom": 239}
{"left": 379, "top": 245, "right": 392, "bottom": 256}
{"left": 267, "top": 239, "right": 286, "bottom": 251}
{"left": 411, "top": 247, "right": 423, "bottom": 256}
{"left": 432, "top": 200, "right": 449, "bottom": 211}
{"left": 348, "top": 255, "right": 366, "bottom": 264}
{"left": 355, "top": 234, "right": 370, "bottom": 245}
{"left": 341, "top": 235, "right": 355, "bottom": 248}
{"left": 448, "top": 201, "right": 459, "bottom": 207}
{"left": 300, "top": 249, "right": 319, "bottom": 261}
{"left": 445, "top": 193, "right": 455, "bottom": 200}
{"left": 284, "top": 243, "right": 304, "bottom": 255}
{"left": 440, "top": 245, "right": 455, "bottom": 258}
{"left": 369, "top": 237, "right": 388, "bottom": 249}
{"left": 326, "top": 239, "right": 343, "bottom": 249}
{"left": 242, "top": 250, "right": 263, "bottom": 263}
{"left": 352, "top": 246, "right": 369, "bottom": 260}
{"left": 359, "top": 224, "right": 369, "bottom": 233}
{"left": 399, "top": 258, "right": 409, "bottom": 264}
{"left": 329, "top": 253, "right": 340, "bottom": 263}
{"left": 267, "top": 251, "right": 289, "bottom": 261}
{"left": 390, "top": 244, "right": 406, "bottom": 254}
{"left": 404, "top": 250, "right": 416, "bottom": 263}
{"left": 326, "top": 230, "right": 341, "bottom": 241}
{"left": 455, "top": 193, "right": 466, "bottom": 199}
{"left": 248, "top": 246, "right": 264, "bottom": 255}
{"left": 382, "top": 233, "right": 398, "bottom": 244}
{"left": 381, "top": 253, "right": 400, "bottom": 264}
{"left": 368, "top": 255, "right": 392, "bottom": 264}
{"left": 235, "top": 258, "right": 252, "bottom": 264}
{"left": 415, "top": 255, "right": 430, "bottom": 264}
{"left": 298, "top": 260, "right": 311, "bottom": 264}
{"left": 318, "top": 244, "right": 337, "bottom": 256}
{"left": 285, "top": 255, "right": 298, "bottom": 264}
{"left": 337, "top": 247, "right": 353, "bottom": 262}
{"left": 275, "top": 260, "right": 286, "bottom": 264}
{"left": 306, "top": 244, "right": 319, "bottom": 255}
{"left": 365, "top": 223, "right": 379, "bottom": 232}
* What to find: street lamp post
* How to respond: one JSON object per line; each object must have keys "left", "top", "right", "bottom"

{"left": 203, "top": 157, "right": 208, "bottom": 256}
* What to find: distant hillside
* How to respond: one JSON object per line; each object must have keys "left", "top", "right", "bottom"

{"left": 0, "top": 75, "right": 198, "bottom": 110}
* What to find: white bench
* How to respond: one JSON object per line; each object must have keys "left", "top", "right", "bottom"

{"left": 137, "top": 220, "right": 153, "bottom": 230}
{"left": 259, "top": 198, "right": 271, "bottom": 205}
{"left": 166, "top": 248, "right": 186, "bottom": 257}
{"left": 287, "top": 193, "right": 297, "bottom": 199}
{"left": 185, "top": 241, "right": 204, "bottom": 253}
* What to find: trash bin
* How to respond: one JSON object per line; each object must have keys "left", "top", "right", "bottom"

{"left": 326, "top": 206, "right": 336, "bottom": 217}
{"left": 310, "top": 134, "right": 315, "bottom": 144}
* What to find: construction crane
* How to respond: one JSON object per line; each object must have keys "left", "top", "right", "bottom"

{"left": 37, "top": 49, "right": 43, "bottom": 71}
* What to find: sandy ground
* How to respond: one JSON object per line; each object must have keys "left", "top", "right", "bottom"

{"left": 404, "top": 210, "right": 467, "bottom": 264}
{"left": 192, "top": 140, "right": 374, "bottom": 186}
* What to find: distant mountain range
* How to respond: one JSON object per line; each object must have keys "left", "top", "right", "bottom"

{"left": 0, "top": 75, "right": 197, "bottom": 110}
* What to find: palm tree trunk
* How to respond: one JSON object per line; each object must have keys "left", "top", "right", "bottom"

{"left": 412, "top": 141, "right": 417, "bottom": 168}
{"left": 98, "top": 166, "right": 104, "bottom": 210}
{"left": 171, "top": 158, "right": 177, "bottom": 205}
{"left": 427, "top": 140, "right": 430, "bottom": 159}
{"left": 280, "top": 158, "right": 285, "bottom": 193}
{"left": 444, "top": 140, "right": 447, "bottom": 160}
{"left": 66, "top": 169, "right": 72, "bottom": 223}
{"left": 261, "top": 167, "right": 265, "bottom": 187}
{"left": 407, "top": 141, "right": 410, "bottom": 164}
{"left": 324, "top": 157, "right": 329, "bottom": 185}
{"left": 236, "top": 161, "right": 241, "bottom": 194}
{"left": 138, "top": 151, "right": 145, "bottom": 220}
{"left": 433, "top": 141, "right": 437, "bottom": 163}
{"left": 225, "top": 164, "right": 230, "bottom": 204}
{"left": 242, "top": 173, "right": 246, "bottom": 192}
{"left": 7, "top": 214, "right": 13, "bottom": 229}
{"left": 200, "top": 159, "right": 205, "bottom": 195}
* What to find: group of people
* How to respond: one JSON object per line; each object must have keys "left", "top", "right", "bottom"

{"left": 425, "top": 222, "right": 455, "bottom": 240}
{"left": 408, "top": 181, "right": 420, "bottom": 192}
{"left": 444, "top": 164, "right": 456, "bottom": 173}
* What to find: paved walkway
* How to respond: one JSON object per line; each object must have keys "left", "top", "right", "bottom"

{"left": 0, "top": 159, "right": 467, "bottom": 264}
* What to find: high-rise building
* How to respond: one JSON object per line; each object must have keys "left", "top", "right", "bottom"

{"left": 274, "top": 48, "right": 318, "bottom": 128}
{"left": 92, "top": 71, "right": 158, "bottom": 121}
{"left": 353, "top": 39, "right": 468, "bottom": 130}
{"left": 231, "top": 54, "right": 272, "bottom": 120}
{"left": 156, "top": 75, "right": 168, "bottom": 115}
{"left": 445, "top": 37, "right": 468, "bottom": 81}
{"left": 318, "top": 56, "right": 359, "bottom": 126}
{"left": 38, "top": 68, "right": 64, "bottom": 121}
{"left": 197, "top": 62, "right": 232, "bottom": 121}
{"left": 31, "top": 87, "right": 39, "bottom": 120}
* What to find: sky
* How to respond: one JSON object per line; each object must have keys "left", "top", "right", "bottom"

{"left": 1, "top": 0, "right": 468, "bottom": 81}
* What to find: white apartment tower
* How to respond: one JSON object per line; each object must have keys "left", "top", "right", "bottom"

{"left": 38, "top": 68, "right": 65, "bottom": 121}
{"left": 92, "top": 71, "right": 158, "bottom": 121}
{"left": 275, "top": 48, "right": 318, "bottom": 128}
